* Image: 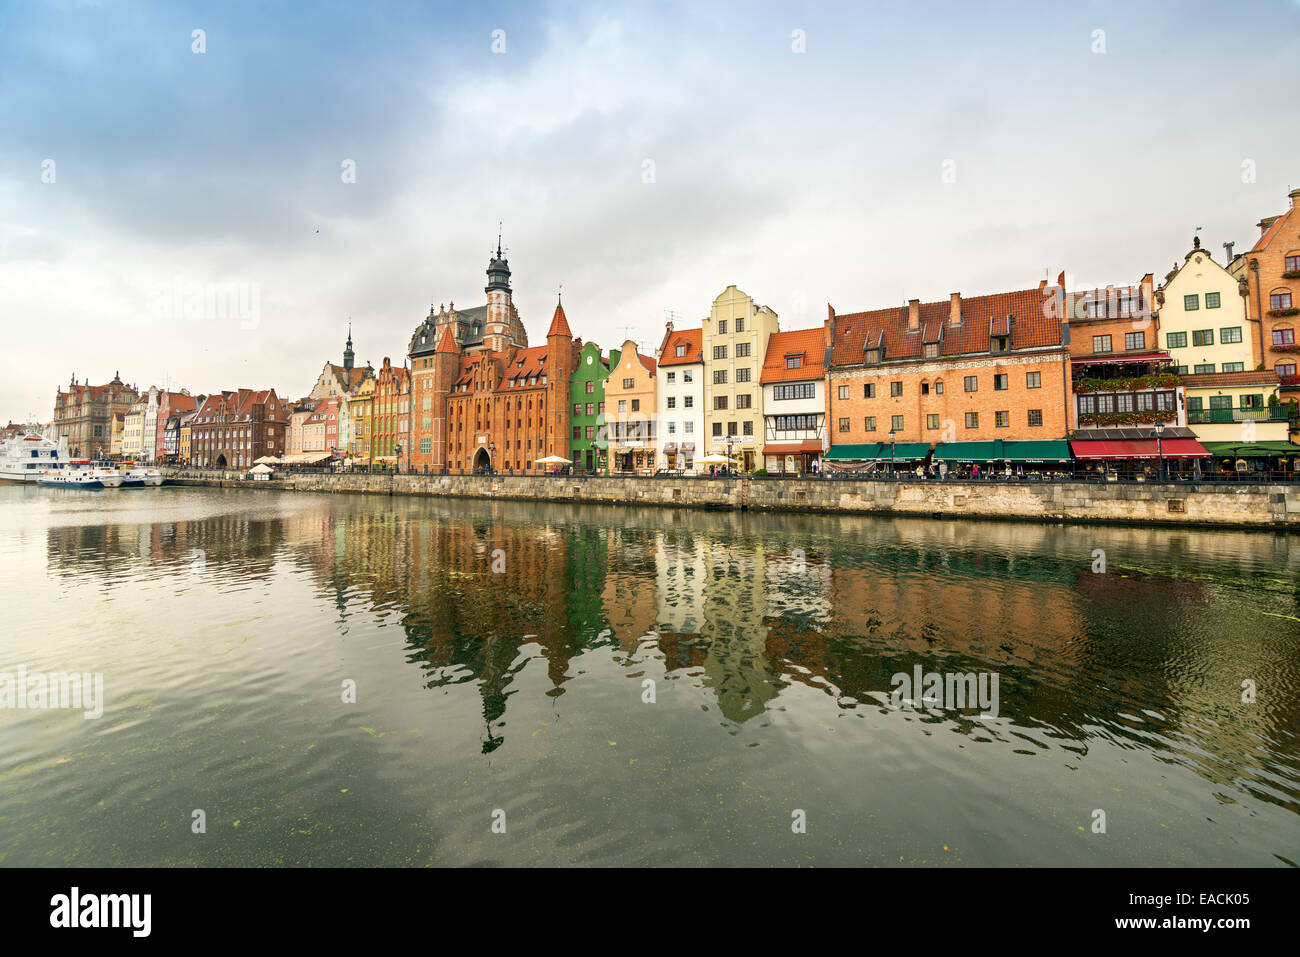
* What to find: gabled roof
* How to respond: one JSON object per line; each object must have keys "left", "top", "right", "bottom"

{"left": 761, "top": 327, "right": 826, "bottom": 383}
{"left": 1252, "top": 207, "right": 1294, "bottom": 253}
{"left": 658, "top": 328, "right": 703, "bottom": 367}
{"left": 547, "top": 302, "right": 572, "bottom": 338}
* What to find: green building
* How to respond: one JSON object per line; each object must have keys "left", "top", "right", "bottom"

{"left": 571, "top": 341, "right": 616, "bottom": 473}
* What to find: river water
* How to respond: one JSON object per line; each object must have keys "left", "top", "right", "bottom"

{"left": 1, "top": 484, "right": 1297, "bottom": 866}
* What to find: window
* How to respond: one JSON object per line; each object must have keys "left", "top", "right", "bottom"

{"left": 865, "top": 349, "right": 881, "bottom": 364}
{"left": 774, "top": 383, "right": 815, "bottom": 400}
{"left": 667, "top": 397, "right": 676, "bottom": 409}
{"left": 921, "top": 382, "right": 929, "bottom": 395}
{"left": 685, "top": 421, "right": 693, "bottom": 434}
{"left": 1125, "top": 331, "right": 1145, "bottom": 350}
{"left": 786, "top": 355, "right": 802, "bottom": 369}
{"left": 935, "top": 380, "right": 944, "bottom": 394}
{"left": 995, "top": 411, "right": 1009, "bottom": 428}
{"left": 682, "top": 371, "right": 693, "bottom": 383}
{"left": 964, "top": 412, "right": 978, "bottom": 429}
{"left": 991, "top": 335, "right": 1009, "bottom": 353}
{"left": 618, "top": 400, "right": 627, "bottom": 413}
{"left": 891, "top": 415, "right": 904, "bottom": 432}
{"left": 1184, "top": 294, "right": 1199, "bottom": 311}
{"left": 1194, "top": 363, "right": 1215, "bottom": 374}
{"left": 676, "top": 344, "right": 687, "bottom": 357}
{"left": 1167, "top": 331, "right": 1187, "bottom": 349}
{"left": 1222, "top": 362, "right": 1244, "bottom": 373}
{"left": 923, "top": 343, "right": 939, "bottom": 359}
{"left": 864, "top": 383, "right": 876, "bottom": 398}
{"left": 926, "top": 414, "right": 939, "bottom": 430}
{"left": 1271, "top": 292, "right": 1293, "bottom": 310}
{"left": 586, "top": 403, "right": 594, "bottom": 416}
{"left": 1275, "top": 362, "right": 1296, "bottom": 377}
{"left": 736, "top": 343, "right": 751, "bottom": 357}
{"left": 736, "top": 368, "right": 751, "bottom": 383}
{"left": 623, "top": 378, "right": 634, "bottom": 389}
{"left": 735, "top": 317, "right": 745, "bottom": 332}
{"left": 713, "top": 370, "right": 728, "bottom": 385}
{"left": 1209, "top": 395, "right": 1232, "bottom": 410}
{"left": 1093, "top": 335, "right": 1112, "bottom": 353}
{"left": 712, "top": 422, "right": 722, "bottom": 436}
{"left": 1219, "top": 326, "right": 1242, "bottom": 344}
{"left": 1192, "top": 329, "right": 1214, "bottom": 347}
{"left": 1274, "top": 328, "right": 1295, "bottom": 345}
{"left": 717, "top": 320, "right": 728, "bottom": 334}
{"left": 863, "top": 416, "right": 876, "bottom": 432}
{"left": 838, "top": 385, "right": 849, "bottom": 400}
{"left": 838, "top": 417, "right": 850, "bottom": 433}
{"left": 714, "top": 396, "right": 728, "bottom": 410}
{"left": 994, "top": 374, "right": 1009, "bottom": 391}
{"left": 1241, "top": 393, "right": 1265, "bottom": 409}
{"left": 573, "top": 403, "right": 582, "bottom": 416}
{"left": 963, "top": 376, "right": 978, "bottom": 392}
{"left": 667, "top": 421, "right": 676, "bottom": 434}
{"left": 890, "top": 381, "right": 903, "bottom": 397}
{"left": 1026, "top": 371, "right": 1041, "bottom": 389}
{"left": 1204, "top": 291, "right": 1221, "bottom": 309}
{"left": 713, "top": 345, "right": 728, "bottom": 360}
{"left": 736, "top": 394, "right": 752, "bottom": 409}
{"left": 1186, "top": 396, "right": 1203, "bottom": 412}
{"left": 586, "top": 426, "right": 595, "bottom": 440}
{"left": 1286, "top": 255, "right": 1300, "bottom": 273}
{"left": 666, "top": 372, "right": 675, "bottom": 384}
{"left": 743, "top": 421, "right": 753, "bottom": 436}
{"left": 1028, "top": 409, "right": 1042, "bottom": 427}
{"left": 572, "top": 426, "right": 581, "bottom": 439}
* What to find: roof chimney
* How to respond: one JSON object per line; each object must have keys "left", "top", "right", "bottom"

{"left": 1259, "top": 215, "right": 1281, "bottom": 237}
{"left": 1290, "top": 187, "right": 1300, "bottom": 208}
{"left": 949, "top": 292, "right": 962, "bottom": 327}
{"left": 908, "top": 299, "right": 920, "bottom": 331}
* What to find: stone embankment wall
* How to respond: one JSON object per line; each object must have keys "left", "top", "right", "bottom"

{"left": 162, "top": 471, "right": 1300, "bottom": 529}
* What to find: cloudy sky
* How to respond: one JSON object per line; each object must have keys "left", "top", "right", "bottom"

{"left": 3, "top": 0, "right": 1300, "bottom": 420}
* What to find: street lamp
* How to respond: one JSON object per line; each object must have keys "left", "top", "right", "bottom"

{"left": 394, "top": 442, "right": 402, "bottom": 475}
{"left": 1153, "top": 421, "right": 1164, "bottom": 480}
{"left": 888, "top": 428, "right": 896, "bottom": 476}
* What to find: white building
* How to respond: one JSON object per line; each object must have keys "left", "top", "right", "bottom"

{"left": 759, "top": 328, "right": 828, "bottom": 474}
{"left": 655, "top": 324, "right": 705, "bottom": 473}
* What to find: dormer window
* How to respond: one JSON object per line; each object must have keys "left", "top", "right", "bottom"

{"left": 992, "top": 335, "right": 1009, "bottom": 353}
{"left": 785, "top": 355, "right": 802, "bottom": 369}
{"left": 676, "top": 344, "right": 687, "bottom": 357}
{"left": 923, "top": 343, "right": 939, "bottom": 359}
{"left": 865, "top": 348, "right": 881, "bottom": 365}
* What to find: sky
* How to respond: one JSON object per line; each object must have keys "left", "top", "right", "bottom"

{"left": 3, "top": 0, "right": 1300, "bottom": 421}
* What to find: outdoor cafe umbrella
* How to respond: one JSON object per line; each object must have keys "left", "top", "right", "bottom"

{"left": 696, "top": 453, "right": 733, "bottom": 465}
{"left": 248, "top": 463, "right": 274, "bottom": 475}
{"left": 253, "top": 455, "right": 279, "bottom": 464}
{"left": 536, "top": 454, "right": 572, "bottom": 465}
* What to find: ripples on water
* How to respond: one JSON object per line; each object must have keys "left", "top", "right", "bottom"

{"left": 0, "top": 485, "right": 1297, "bottom": 866}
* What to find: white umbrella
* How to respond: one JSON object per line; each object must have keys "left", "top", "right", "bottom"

{"left": 696, "top": 453, "right": 732, "bottom": 465}
{"left": 253, "top": 455, "right": 279, "bottom": 464}
{"left": 536, "top": 454, "right": 572, "bottom": 465}
{"left": 248, "top": 463, "right": 273, "bottom": 474}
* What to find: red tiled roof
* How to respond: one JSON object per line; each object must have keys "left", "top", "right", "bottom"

{"left": 547, "top": 303, "right": 572, "bottom": 338}
{"left": 1180, "top": 370, "right": 1280, "bottom": 388}
{"left": 435, "top": 324, "right": 459, "bottom": 354}
{"left": 639, "top": 354, "right": 657, "bottom": 375}
{"left": 1252, "top": 207, "right": 1294, "bottom": 253}
{"left": 830, "top": 285, "right": 1065, "bottom": 368}
{"left": 659, "top": 328, "right": 703, "bottom": 367}
{"left": 760, "top": 327, "right": 826, "bottom": 383}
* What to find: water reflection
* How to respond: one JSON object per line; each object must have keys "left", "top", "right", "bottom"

{"left": 17, "top": 487, "right": 1300, "bottom": 863}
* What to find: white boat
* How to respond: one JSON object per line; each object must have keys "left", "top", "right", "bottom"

{"left": 118, "top": 461, "right": 164, "bottom": 487}
{"left": 37, "top": 459, "right": 123, "bottom": 489}
{"left": 0, "top": 433, "right": 69, "bottom": 483}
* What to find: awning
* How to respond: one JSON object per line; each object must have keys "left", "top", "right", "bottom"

{"left": 1071, "top": 353, "right": 1173, "bottom": 366}
{"left": 1070, "top": 438, "right": 1210, "bottom": 460}
{"left": 823, "top": 442, "right": 931, "bottom": 462}
{"left": 662, "top": 442, "right": 678, "bottom": 453}
{"left": 1202, "top": 441, "right": 1300, "bottom": 457}
{"left": 932, "top": 440, "right": 1072, "bottom": 463}
{"left": 763, "top": 440, "right": 823, "bottom": 455}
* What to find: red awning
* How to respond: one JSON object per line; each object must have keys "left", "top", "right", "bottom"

{"left": 1069, "top": 438, "right": 1210, "bottom": 460}
{"left": 1070, "top": 353, "right": 1172, "bottom": 365}
{"left": 763, "top": 441, "right": 823, "bottom": 455}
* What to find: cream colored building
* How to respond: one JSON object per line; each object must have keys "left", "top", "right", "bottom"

{"left": 1156, "top": 238, "right": 1288, "bottom": 443}
{"left": 121, "top": 399, "right": 148, "bottom": 460}
{"left": 604, "top": 339, "right": 658, "bottom": 473}
{"left": 701, "top": 286, "right": 779, "bottom": 472}
{"left": 108, "top": 414, "right": 124, "bottom": 457}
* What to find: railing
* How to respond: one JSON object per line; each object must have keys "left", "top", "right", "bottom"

{"left": 1187, "top": 408, "right": 1290, "bottom": 424}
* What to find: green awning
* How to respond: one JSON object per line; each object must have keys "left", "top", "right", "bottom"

{"left": 1202, "top": 441, "right": 1300, "bottom": 457}
{"left": 932, "top": 440, "right": 1072, "bottom": 463}
{"left": 824, "top": 442, "right": 931, "bottom": 462}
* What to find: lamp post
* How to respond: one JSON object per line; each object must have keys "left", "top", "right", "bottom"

{"left": 1153, "top": 421, "right": 1164, "bottom": 481}
{"left": 888, "top": 428, "right": 896, "bottom": 476}
{"left": 394, "top": 442, "right": 402, "bottom": 475}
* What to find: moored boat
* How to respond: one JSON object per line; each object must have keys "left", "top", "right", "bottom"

{"left": 118, "top": 461, "right": 164, "bottom": 487}
{"left": 37, "top": 460, "right": 123, "bottom": 488}
{"left": 0, "top": 433, "right": 69, "bottom": 483}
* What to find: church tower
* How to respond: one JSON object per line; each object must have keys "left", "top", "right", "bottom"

{"left": 545, "top": 294, "right": 576, "bottom": 461}
{"left": 484, "top": 233, "right": 512, "bottom": 353}
{"left": 343, "top": 324, "right": 355, "bottom": 374}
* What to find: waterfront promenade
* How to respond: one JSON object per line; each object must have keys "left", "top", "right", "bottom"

{"left": 163, "top": 468, "right": 1300, "bottom": 529}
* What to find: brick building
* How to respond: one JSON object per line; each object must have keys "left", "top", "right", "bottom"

{"left": 370, "top": 358, "right": 410, "bottom": 471}
{"left": 52, "top": 372, "right": 139, "bottom": 458}
{"left": 190, "top": 389, "right": 287, "bottom": 469}
{"left": 825, "top": 278, "right": 1073, "bottom": 468}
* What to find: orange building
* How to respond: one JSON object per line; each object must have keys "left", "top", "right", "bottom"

{"left": 825, "top": 278, "right": 1073, "bottom": 461}
{"left": 605, "top": 339, "right": 658, "bottom": 473}
{"left": 421, "top": 300, "right": 578, "bottom": 473}
{"left": 1233, "top": 186, "right": 1300, "bottom": 399}
{"left": 369, "top": 357, "right": 410, "bottom": 471}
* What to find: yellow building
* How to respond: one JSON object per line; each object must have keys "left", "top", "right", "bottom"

{"left": 349, "top": 375, "right": 375, "bottom": 467}
{"left": 701, "top": 286, "right": 779, "bottom": 472}
{"left": 604, "top": 339, "right": 658, "bottom": 473}
{"left": 1156, "top": 237, "right": 1288, "bottom": 444}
